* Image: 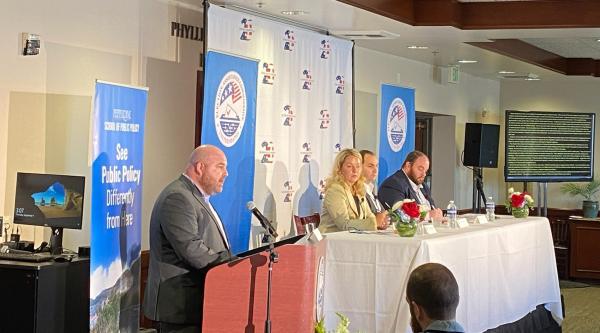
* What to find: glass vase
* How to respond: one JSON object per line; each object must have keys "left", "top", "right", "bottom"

{"left": 511, "top": 206, "right": 529, "bottom": 218}
{"left": 395, "top": 220, "right": 417, "bottom": 237}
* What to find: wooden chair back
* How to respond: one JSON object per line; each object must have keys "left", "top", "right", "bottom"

{"left": 293, "top": 213, "right": 320, "bottom": 235}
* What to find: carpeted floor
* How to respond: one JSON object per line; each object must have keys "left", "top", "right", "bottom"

{"left": 560, "top": 280, "right": 600, "bottom": 333}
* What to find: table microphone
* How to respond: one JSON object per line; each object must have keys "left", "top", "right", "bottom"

{"left": 246, "top": 201, "right": 278, "bottom": 238}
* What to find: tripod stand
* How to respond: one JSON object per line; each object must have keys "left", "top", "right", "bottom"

{"left": 472, "top": 167, "right": 487, "bottom": 213}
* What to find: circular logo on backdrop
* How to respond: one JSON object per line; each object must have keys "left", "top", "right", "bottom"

{"left": 215, "top": 71, "right": 247, "bottom": 147}
{"left": 387, "top": 98, "right": 407, "bottom": 152}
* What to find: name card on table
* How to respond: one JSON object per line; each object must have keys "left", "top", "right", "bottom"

{"left": 456, "top": 218, "right": 469, "bottom": 229}
{"left": 475, "top": 215, "right": 489, "bottom": 224}
{"left": 423, "top": 224, "right": 437, "bottom": 234}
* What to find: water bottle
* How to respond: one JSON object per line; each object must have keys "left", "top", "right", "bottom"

{"left": 485, "top": 196, "right": 495, "bottom": 222}
{"left": 447, "top": 200, "right": 457, "bottom": 228}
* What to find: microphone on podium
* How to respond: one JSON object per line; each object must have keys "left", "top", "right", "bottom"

{"left": 246, "top": 201, "right": 278, "bottom": 238}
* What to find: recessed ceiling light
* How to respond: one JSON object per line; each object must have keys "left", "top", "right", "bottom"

{"left": 281, "top": 10, "right": 308, "bottom": 15}
{"left": 525, "top": 77, "right": 541, "bottom": 81}
{"left": 499, "top": 70, "right": 516, "bottom": 74}
{"left": 457, "top": 59, "right": 477, "bottom": 64}
{"left": 407, "top": 45, "right": 429, "bottom": 50}
{"left": 597, "top": 39, "right": 600, "bottom": 42}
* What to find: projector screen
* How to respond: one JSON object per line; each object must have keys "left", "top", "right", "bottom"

{"left": 505, "top": 110, "right": 595, "bottom": 182}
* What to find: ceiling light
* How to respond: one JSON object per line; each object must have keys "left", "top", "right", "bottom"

{"left": 498, "top": 70, "right": 515, "bottom": 74}
{"left": 330, "top": 30, "right": 399, "bottom": 40}
{"left": 457, "top": 59, "right": 477, "bottom": 64}
{"left": 597, "top": 39, "right": 600, "bottom": 42}
{"left": 281, "top": 10, "right": 308, "bottom": 15}
{"left": 407, "top": 45, "right": 429, "bottom": 50}
{"left": 525, "top": 77, "right": 540, "bottom": 81}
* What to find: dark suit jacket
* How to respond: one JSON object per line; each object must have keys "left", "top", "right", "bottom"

{"left": 143, "top": 175, "right": 230, "bottom": 325}
{"left": 378, "top": 170, "right": 436, "bottom": 210}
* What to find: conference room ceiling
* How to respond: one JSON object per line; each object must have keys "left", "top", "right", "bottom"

{"left": 211, "top": 0, "right": 600, "bottom": 82}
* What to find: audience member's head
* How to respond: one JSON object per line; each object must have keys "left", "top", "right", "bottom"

{"left": 360, "top": 150, "right": 378, "bottom": 183}
{"left": 185, "top": 145, "right": 228, "bottom": 196}
{"left": 406, "top": 263, "right": 460, "bottom": 332}
{"left": 327, "top": 148, "right": 365, "bottom": 196}
{"left": 401, "top": 150, "right": 429, "bottom": 185}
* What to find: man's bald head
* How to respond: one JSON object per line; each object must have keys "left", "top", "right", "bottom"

{"left": 187, "top": 145, "right": 225, "bottom": 166}
{"left": 185, "top": 145, "right": 228, "bottom": 195}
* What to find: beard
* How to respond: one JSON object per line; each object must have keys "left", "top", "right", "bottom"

{"left": 408, "top": 173, "right": 423, "bottom": 185}
{"left": 410, "top": 315, "right": 423, "bottom": 332}
{"left": 409, "top": 302, "right": 423, "bottom": 333}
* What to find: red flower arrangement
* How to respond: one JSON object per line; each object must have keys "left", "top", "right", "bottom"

{"left": 507, "top": 188, "right": 534, "bottom": 218}
{"left": 389, "top": 199, "right": 428, "bottom": 223}
{"left": 401, "top": 201, "right": 421, "bottom": 219}
{"left": 511, "top": 192, "right": 526, "bottom": 208}
{"left": 507, "top": 187, "right": 534, "bottom": 209}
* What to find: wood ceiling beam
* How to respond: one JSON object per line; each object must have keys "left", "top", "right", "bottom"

{"left": 338, "top": 0, "right": 600, "bottom": 77}
{"left": 467, "top": 39, "right": 567, "bottom": 73}
{"left": 338, "top": 0, "right": 416, "bottom": 25}
{"left": 338, "top": 0, "right": 600, "bottom": 29}
{"left": 468, "top": 39, "right": 600, "bottom": 77}
{"left": 459, "top": 0, "right": 600, "bottom": 29}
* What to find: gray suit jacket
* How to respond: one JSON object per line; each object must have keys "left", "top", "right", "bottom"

{"left": 143, "top": 175, "right": 231, "bottom": 325}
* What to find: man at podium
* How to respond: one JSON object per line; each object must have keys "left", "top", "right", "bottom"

{"left": 143, "top": 145, "right": 233, "bottom": 333}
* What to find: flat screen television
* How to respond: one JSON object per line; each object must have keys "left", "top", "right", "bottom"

{"left": 13, "top": 172, "right": 85, "bottom": 254}
{"left": 505, "top": 110, "right": 595, "bottom": 182}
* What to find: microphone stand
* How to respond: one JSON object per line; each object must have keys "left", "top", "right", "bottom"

{"left": 261, "top": 227, "right": 278, "bottom": 333}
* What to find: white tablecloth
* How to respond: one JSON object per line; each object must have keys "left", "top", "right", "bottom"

{"left": 322, "top": 216, "right": 562, "bottom": 333}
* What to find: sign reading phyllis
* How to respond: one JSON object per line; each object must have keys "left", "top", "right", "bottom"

{"left": 90, "top": 81, "right": 148, "bottom": 333}
{"left": 171, "top": 22, "right": 203, "bottom": 41}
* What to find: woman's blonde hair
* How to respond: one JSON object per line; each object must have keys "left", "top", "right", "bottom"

{"left": 325, "top": 148, "right": 366, "bottom": 196}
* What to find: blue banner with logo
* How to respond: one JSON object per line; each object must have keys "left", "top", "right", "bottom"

{"left": 90, "top": 81, "right": 148, "bottom": 333}
{"left": 378, "top": 84, "right": 415, "bottom": 185}
{"left": 202, "top": 51, "right": 257, "bottom": 254}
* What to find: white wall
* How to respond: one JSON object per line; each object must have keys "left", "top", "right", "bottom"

{"left": 431, "top": 115, "right": 455, "bottom": 206}
{"left": 0, "top": 0, "right": 202, "bottom": 251}
{"left": 500, "top": 78, "right": 600, "bottom": 209}
{"left": 354, "top": 47, "right": 501, "bottom": 209}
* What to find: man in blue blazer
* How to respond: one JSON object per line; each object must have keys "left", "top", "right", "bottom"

{"left": 378, "top": 151, "right": 443, "bottom": 220}
{"left": 143, "top": 145, "right": 233, "bottom": 333}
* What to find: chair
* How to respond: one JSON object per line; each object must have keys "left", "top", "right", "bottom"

{"left": 293, "top": 213, "right": 320, "bottom": 235}
{"left": 549, "top": 219, "right": 570, "bottom": 280}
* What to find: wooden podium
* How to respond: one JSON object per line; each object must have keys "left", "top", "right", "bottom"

{"left": 202, "top": 236, "right": 327, "bottom": 332}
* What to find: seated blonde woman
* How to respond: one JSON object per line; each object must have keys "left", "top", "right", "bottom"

{"left": 319, "top": 148, "right": 379, "bottom": 233}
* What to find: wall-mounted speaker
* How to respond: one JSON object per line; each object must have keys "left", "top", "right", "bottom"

{"left": 463, "top": 123, "right": 500, "bottom": 168}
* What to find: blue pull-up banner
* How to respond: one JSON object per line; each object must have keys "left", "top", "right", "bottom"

{"left": 91, "top": 80, "right": 148, "bottom": 333}
{"left": 202, "top": 51, "right": 258, "bottom": 254}
{"left": 378, "top": 84, "right": 415, "bottom": 185}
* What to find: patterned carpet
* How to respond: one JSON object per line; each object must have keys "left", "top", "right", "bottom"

{"left": 560, "top": 281, "right": 600, "bottom": 333}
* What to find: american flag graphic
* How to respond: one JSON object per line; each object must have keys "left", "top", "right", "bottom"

{"left": 220, "top": 81, "right": 242, "bottom": 104}
{"left": 392, "top": 105, "right": 406, "bottom": 120}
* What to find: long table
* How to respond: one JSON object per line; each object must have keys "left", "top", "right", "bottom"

{"left": 322, "top": 216, "right": 562, "bottom": 333}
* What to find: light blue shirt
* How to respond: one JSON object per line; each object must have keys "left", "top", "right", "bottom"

{"left": 424, "top": 320, "right": 465, "bottom": 333}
